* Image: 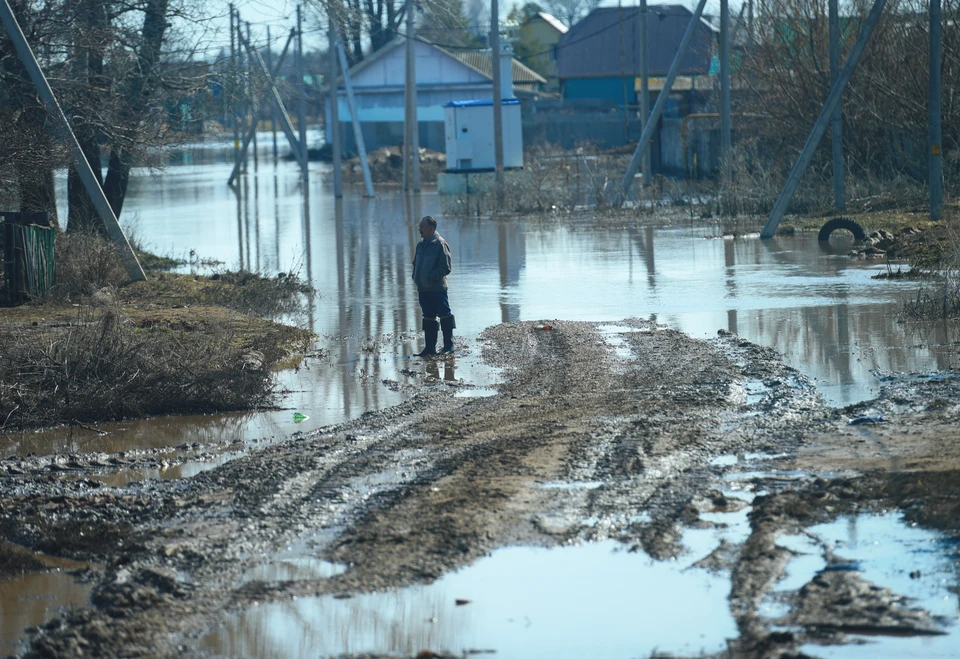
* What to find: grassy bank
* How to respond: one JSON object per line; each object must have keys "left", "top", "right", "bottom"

{"left": 0, "top": 233, "right": 313, "bottom": 433}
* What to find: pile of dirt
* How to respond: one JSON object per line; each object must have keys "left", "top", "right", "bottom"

{"left": 342, "top": 145, "right": 447, "bottom": 185}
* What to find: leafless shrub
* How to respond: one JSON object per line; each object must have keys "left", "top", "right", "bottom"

{"left": 51, "top": 230, "right": 127, "bottom": 300}
{"left": 440, "top": 143, "right": 642, "bottom": 216}
{"left": 205, "top": 269, "right": 315, "bottom": 319}
{"left": 900, "top": 225, "right": 960, "bottom": 319}
{"left": 0, "top": 306, "right": 274, "bottom": 431}
{"left": 730, "top": 0, "right": 960, "bottom": 211}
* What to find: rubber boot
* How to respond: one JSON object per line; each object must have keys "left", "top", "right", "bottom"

{"left": 417, "top": 317, "right": 439, "bottom": 357}
{"left": 440, "top": 314, "right": 456, "bottom": 354}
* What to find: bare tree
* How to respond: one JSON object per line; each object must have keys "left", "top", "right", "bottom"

{"left": 541, "top": 0, "right": 600, "bottom": 27}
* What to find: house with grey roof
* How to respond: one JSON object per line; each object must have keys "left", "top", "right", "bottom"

{"left": 326, "top": 38, "right": 546, "bottom": 154}
{"left": 556, "top": 5, "right": 717, "bottom": 106}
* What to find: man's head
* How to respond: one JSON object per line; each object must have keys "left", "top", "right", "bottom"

{"left": 418, "top": 215, "right": 438, "bottom": 239}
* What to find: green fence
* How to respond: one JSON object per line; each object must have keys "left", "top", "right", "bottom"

{"left": 1, "top": 212, "right": 56, "bottom": 305}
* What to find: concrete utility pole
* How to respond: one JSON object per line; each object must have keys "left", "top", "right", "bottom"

{"left": 233, "top": 29, "right": 304, "bottom": 182}
{"left": 230, "top": 4, "right": 239, "bottom": 174}
{"left": 930, "top": 0, "right": 943, "bottom": 220}
{"left": 228, "top": 29, "right": 296, "bottom": 186}
{"left": 336, "top": 36, "right": 375, "bottom": 197}
{"left": 266, "top": 26, "right": 278, "bottom": 161}
{"left": 403, "top": 3, "right": 412, "bottom": 190}
{"left": 297, "top": 5, "right": 309, "bottom": 181}
{"left": 236, "top": 10, "right": 247, "bottom": 173}
{"left": 760, "top": 0, "right": 889, "bottom": 239}
{"left": 829, "top": 0, "right": 845, "bottom": 210}
{"left": 621, "top": 0, "right": 709, "bottom": 197}
{"left": 404, "top": 1, "right": 421, "bottom": 192}
{"left": 720, "top": 0, "right": 731, "bottom": 178}
{"left": 328, "top": 21, "right": 343, "bottom": 197}
{"left": 491, "top": 0, "right": 504, "bottom": 194}
{"left": 639, "top": 0, "right": 650, "bottom": 186}
{"left": 0, "top": 0, "right": 145, "bottom": 281}
{"left": 247, "top": 21, "right": 258, "bottom": 172}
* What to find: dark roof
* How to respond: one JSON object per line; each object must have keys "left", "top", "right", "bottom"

{"left": 556, "top": 5, "right": 717, "bottom": 80}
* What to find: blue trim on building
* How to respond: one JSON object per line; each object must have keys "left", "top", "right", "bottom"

{"left": 443, "top": 98, "right": 522, "bottom": 108}
{"left": 563, "top": 77, "right": 637, "bottom": 105}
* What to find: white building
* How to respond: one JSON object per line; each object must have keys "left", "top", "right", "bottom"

{"left": 326, "top": 38, "right": 545, "bottom": 154}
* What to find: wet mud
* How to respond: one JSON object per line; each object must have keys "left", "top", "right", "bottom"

{"left": 0, "top": 321, "right": 958, "bottom": 658}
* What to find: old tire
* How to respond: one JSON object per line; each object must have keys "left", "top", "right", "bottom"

{"left": 818, "top": 217, "right": 866, "bottom": 243}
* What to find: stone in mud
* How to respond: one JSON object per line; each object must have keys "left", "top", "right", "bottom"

{"left": 789, "top": 569, "right": 946, "bottom": 636}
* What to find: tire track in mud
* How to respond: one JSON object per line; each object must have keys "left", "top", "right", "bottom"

{"left": 2, "top": 319, "right": 832, "bottom": 658}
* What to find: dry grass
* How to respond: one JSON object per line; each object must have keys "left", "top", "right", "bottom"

{"left": 0, "top": 233, "right": 314, "bottom": 432}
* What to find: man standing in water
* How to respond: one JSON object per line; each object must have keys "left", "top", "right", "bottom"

{"left": 412, "top": 215, "right": 455, "bottom": 356}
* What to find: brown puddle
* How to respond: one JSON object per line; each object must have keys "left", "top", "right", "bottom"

{"left": 0, "top": 549, "right": 95, "bottom": 654}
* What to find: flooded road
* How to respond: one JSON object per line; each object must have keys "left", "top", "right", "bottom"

{"left": 8, "top": 148, "right": 953, "bottom": 460}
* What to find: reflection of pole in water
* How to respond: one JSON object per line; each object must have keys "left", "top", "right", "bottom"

{"left": 724, "top": 238, "right": 737, "bottom": 298}
{"left": 498, "top": 223, "right": 510, "bottom": 323}
{"left": 631, "top": 226, "right": 657, "bottom": 292}
{"left": 242, "top": 175, "right": 252, "bottom": 268}
{"left": 836, "top": 302, "right": 851, "bottom": 391}
{"left": 334, "top": 197, "right": 351, "bottom": 413}
{"left": 232, "top": 181, "right": 244, "bottom": 270}
{"left": 303, "top": 185, "right": 314, "bottom": 334}
{"left": 254, "top": 168, "right": 261, "bottom": 271}
{"left": 937, "top": 320, "right": 955, "bottom": 370}
{"left": 273, "top": 172, "right": 280, "bottom": 270}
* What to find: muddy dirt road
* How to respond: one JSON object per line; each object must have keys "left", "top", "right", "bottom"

{"left": 2, "top": 320, "right": 959, "bottom": 658}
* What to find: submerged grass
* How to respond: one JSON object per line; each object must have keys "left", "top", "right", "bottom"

{"left": 0, "top": 232, "right": 314, "bottom": 433}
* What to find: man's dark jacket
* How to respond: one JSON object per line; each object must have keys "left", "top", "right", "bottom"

{"left": 412, "top": 233, "right": 452, "bottom": 292}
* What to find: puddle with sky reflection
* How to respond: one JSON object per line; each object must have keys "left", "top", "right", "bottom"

{"left": 202, "top": 539, "right": 737, "bottom": 659}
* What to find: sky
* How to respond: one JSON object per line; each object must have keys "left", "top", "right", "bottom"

{"left": 197, "top": 0, "right": 747, "bottom": 57}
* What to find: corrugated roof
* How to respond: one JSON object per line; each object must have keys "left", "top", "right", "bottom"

{"left": 634, "top": 75, "right": 713, "bottom": 91}
{"left": 535, "top": 12, "right": 569, "bottom": 34}
{"left": 556, "top": 4, "right": 716, "bottom": 80}
{"left": 447, "top": 50, "right": 548, "bottom": 85}
{"left": 332, "top": 38, "right": 546, "bottom": 90}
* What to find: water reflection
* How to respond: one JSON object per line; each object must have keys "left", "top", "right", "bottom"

{"left": 0, "top": 556, "right": 92, "bottom": 653}
{"left": 13, "top": 152, "right": 955, "bottom": 457}
{"left": 202, "top": 541, "right": 736, "bottom": 659}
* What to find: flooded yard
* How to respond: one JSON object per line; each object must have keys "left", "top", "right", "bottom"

{"left": 2, "top": 145, "right": 959, "bottom": 659}
{"left": 7, "top": 150, "right": 952, "bottom": 459}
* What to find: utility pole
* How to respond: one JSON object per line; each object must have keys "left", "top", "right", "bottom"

{"left": 0, "top": 0, "right": 144, "bottom": 281}
{"left": 403, "top": 2, "right": 412, "bottom": 190}
{"left": 228, "top": 29, "right": 298, "bottom": 185}
{"left": 760, "top": 0, "right": 889, "bottom": 238}
{"left": 266, "top": 26, "right": 278, "bottom": 161}
{"left": 404, "top": 1, "right": 420, "bottom": 192}
{"left": 247, "top": 21, "right": 258, "bottom": 172}
{"left": 297, "top": 5, "right": 309, "bottom": 182}
{"left": 829, "top": 0, "right": 845, "bottom": 210}
{"left": 720, "top": 0, "right": 731, "bottom": 179}
{"left": 328, "top": 20, "right": 342, "bottom": 197}
{"left": 639, "top": 0, "right": 650, "bottom": 186}
{"left": 336, "top": 36, "right": 375, "bottom": 197}
{"left": 930, "top": 0, "right": 943, "bottom": 220}
{"left": 748, "top": 0, "right": 754, "bottom": 44}
{"left": 229, "top": 4, "right": 239, "bottom": 177}
{"left": 622, "top": 0, "right": 708, "bottom": 197}
{"left": 491, "top": 0, "right": 504, "bottom": 198}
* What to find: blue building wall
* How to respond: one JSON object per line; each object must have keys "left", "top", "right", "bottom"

{"left": 563, "top": 77, "right": 637, "bottom": 105}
